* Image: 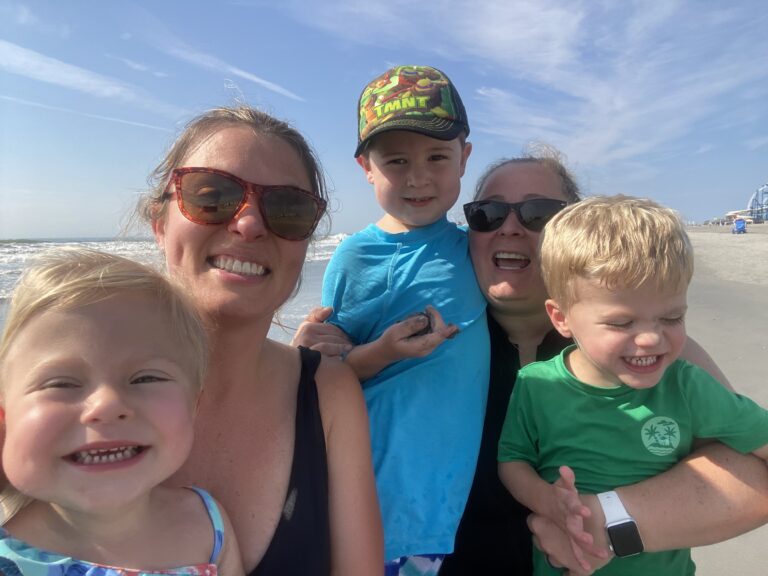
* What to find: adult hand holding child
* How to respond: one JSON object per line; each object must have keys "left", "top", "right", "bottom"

{"left": 290, "top": 306, "right": 352, "bottom": 358}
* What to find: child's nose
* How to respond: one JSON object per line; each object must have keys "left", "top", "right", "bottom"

{"left": 406, "top": 165, "right": 430, "bottom": 188}
{"left": 81, "top": 385, "right": 134, "bottom": 424}
{"left": 635, "top": 328, "right": 662, "bottom": 348}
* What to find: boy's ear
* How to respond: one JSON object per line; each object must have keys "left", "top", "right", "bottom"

{"left": 356, "top": 155, "right": 375, "bottom": 185}
{"left": 545, "top": 298, "right": 572, "bottom": 338}
{"left": 459, "top": 141, "right": 472, "bottom": 177}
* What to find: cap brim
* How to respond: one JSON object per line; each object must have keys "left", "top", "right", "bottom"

{"left": 354, "top": 120, "right": 466, "bottom": 157}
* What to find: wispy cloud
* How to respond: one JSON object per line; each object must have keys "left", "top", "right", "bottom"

{"left": 123, "top": 3, "right": 303, "bottom": 101}
{"left": 284, "top": 0, "right": 768, "bottom": 167}
{"left": 0, "top": 94, "right": 174, "bottom": 132}
{"left": 0, "top": 1, "right": 71, "bottom": 38}
{"left": 105, "top": 53, "right": 169, "bottom": 78}
{"left": 745, "top": 136, "right": 768, "bottom": 151}
{"left": 0, "top": 39, "right": 185, "bottom": 116}
{"left": 160, "top": 40, "right": 303, "bottom": 101}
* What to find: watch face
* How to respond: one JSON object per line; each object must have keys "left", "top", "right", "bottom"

{"left": 607, "top": 521, "right": 644, "bottom": 557}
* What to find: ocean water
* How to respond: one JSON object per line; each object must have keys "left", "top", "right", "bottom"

{"left": 0, "top": 235, "right": 343, "bottom": 343}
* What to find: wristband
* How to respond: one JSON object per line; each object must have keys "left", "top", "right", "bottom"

{"left": 596, "top": 491, "right": 644, "bottom": 557}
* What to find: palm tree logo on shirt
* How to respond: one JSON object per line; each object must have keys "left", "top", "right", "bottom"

{"left": 641, "top": 416, "right": 681, "bottom": 456}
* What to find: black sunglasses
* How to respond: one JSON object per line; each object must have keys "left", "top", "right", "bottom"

{"left": 463, "top": 198, "right": 567, "bottom": 233}
{"left": 163, "top": 167, "right": 326, "bottom": 241}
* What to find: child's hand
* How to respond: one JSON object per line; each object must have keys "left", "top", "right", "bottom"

{"left": 528, "top": 512, "right": 611, "bottom": 576}
{"left": 290, "top": 306, "right": 353, "bottom": 358}
{"left": 340, "top": 306, "right": 459, "bottom": 381}
{"left": 550, "top": 466, "right": 610, "bottom": 572}
{"left": 380, "top": 305, "right": 459, "bottom": 361}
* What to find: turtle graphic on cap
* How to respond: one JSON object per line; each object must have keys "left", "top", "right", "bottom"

{"left": 355, "top": 65, "right": 470, "bottom": 157}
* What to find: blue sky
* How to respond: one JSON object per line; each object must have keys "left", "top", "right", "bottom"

{"left": 1, "top": 0, "right": 767, "bottom": 239}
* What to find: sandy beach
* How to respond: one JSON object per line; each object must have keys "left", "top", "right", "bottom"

{"left": 684, "top": 224, "right": 767, "bottom": 575}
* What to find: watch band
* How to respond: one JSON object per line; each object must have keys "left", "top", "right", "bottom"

{"left": 597, "top": 490, "right": 633, "bottom": 524}
{"left": 597, "top": 490, "right": 644, "bottom": 557}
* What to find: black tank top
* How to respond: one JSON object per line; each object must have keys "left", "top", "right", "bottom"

{"left": 249, "top": 347, "right": 331, "bottom": 576}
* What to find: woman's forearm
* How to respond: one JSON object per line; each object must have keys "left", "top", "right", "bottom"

{"left": 588, "top": 443, "right": 768, "bottom": 551}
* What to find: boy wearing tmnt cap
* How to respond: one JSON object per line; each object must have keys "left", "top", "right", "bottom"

{"left": 321, "top": 65, "right": 490, "bottom": 575}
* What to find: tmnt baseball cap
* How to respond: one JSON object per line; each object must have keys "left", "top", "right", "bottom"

{"left": 355, "top": 65, "right": 470, "bottom": 157}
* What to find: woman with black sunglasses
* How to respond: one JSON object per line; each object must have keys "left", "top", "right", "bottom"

{"left": 294, "top": 144, "right": 768, "bottom": 574}
{"left": 440, "top": 153, "right": 580, "bottom": 574}
{"left": 135, "top": 106, "right": 383, "bottom": 575}
{"left": 440, "top": 148, "right": 768, "bottom": 574}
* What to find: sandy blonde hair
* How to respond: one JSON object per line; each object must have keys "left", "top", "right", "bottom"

{"left": 0, "top": 247, "right": 208, "bottom": 523}
{"left": 0, "top": 247, "right": 208, "bottom": 386}
{"left": 540, "top": 195, "right": 693, "bottom": 309}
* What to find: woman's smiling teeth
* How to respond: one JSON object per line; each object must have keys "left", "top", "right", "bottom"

{"left": 212, "top": 256, "right": 267, "bottom": 276}
{"left": 71, "top": 446, "right": 142, "bottom": 465}
{"left": 494, "top": 252, "right": 530, "bottom": 270}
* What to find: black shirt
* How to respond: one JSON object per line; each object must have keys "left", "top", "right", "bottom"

{"left": 440, "top": 311, "right": 571, "bottom": 575}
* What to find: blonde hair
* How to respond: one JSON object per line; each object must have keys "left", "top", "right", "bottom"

{"left": 0, "top": 247, "right": 208, "bottom": 523}
{"left": 540, "top": 195, "right": 693, "bottom": 309}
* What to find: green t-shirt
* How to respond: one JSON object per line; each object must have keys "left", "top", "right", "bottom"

{"left": 499, "top": 345, "right": 768, "bottom": 576}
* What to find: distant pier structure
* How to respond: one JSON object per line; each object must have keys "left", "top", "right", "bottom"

{"left": 748, "top": 182, "right": 768, "bottom": 223}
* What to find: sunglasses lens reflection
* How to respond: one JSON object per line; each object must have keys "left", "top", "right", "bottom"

{"left": 262, "top": 187, "right": 322, "bottom": 240}
{"left": 465, "top": 201, "right": 509, "bottom": 231}
{"left": 519, "top": 199, "right": 564, "bottom": 232}
{"left": 180, "top": 172, "right": 244, "bottom": 224}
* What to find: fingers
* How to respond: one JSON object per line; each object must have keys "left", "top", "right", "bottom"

{"left": 567, "top": 505, "right": 594, "bottom": 545}
{"left": 557, "top": 491, "right": 591, "bottom": 547}
{"left": 305, "top": 305, "right": 334, "bottom": 323}
{"left": 528, "top": 514, "right": 597, "bottom": 574}
{"left": 311, "top": 342, "right": 353, "bottom": 358}
{"left": 290, "top": 311, "right": 352, "bottom": 350}
{"left": 555, "top": 466, "right": 592, "bottom": 521}
{"left": 558, "top": 465, "right": 577, "bottom": 489}
{"left": 290, "top": 306, "right": 333, "bottom": 347}
{"left": 424, "top": 305, "right": 441, "bottom": 327}
{"left": 378, "top": 306, "right": 462, "bottom": 362}
{"left": 566, "top": 514, "right": 593, "bottom": 547}
{"left": 441, "top": 324, "right": 459, "bottom": 339}
{"left": 569, "top": 534, "right": 593, "bottom": 573}
{"left": 529, "top": 514, "right": 572, "bottom": 571}
{"left": 400, "top": 326, "right": 459, "bottom": 357}
{"left": 421, "top": 306, "right": 459, "bottom": 340}
{"left": 398, "top": 313, "right": 432, "bottom": 339}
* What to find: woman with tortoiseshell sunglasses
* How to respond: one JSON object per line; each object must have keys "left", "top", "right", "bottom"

{"left": 136, "top": 106, "right": 383, "bottom": 576}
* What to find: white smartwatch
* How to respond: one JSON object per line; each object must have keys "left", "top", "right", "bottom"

{"left": 596, "top": 491, "right": 644, "bottom": 557}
